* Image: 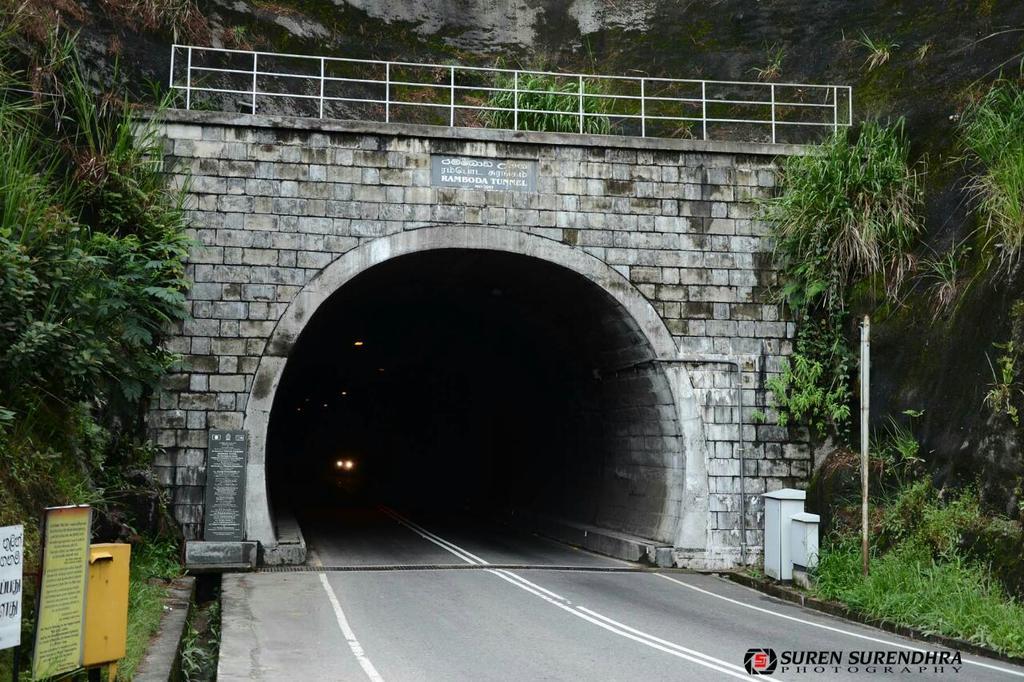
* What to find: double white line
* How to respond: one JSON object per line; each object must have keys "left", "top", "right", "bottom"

{"left": 379, "top": 506, "right": 755, "bottom": 680}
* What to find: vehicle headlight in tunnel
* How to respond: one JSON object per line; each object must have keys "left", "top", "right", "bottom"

{"left": 336, "top": 459, "right": 355, "bottom": 470}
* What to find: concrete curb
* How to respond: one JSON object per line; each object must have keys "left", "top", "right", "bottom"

{"left": 133, "top": 576, "right": 196, "bottom": 682}
{"left": 499, "top": 510, "right": 673, "bottom": 566}
{"left": 726, "top": 572, "right": 1024, "bottom": 666}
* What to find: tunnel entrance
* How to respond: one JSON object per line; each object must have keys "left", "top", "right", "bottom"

{"left": 266, "top": 249, "right": 684, "bottom": 544}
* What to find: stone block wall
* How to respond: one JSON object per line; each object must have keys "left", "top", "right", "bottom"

{"left": 150, "top": 110, "right": 808, "bottom": 564}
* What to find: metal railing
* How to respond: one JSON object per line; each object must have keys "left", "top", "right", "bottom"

{"left": 169, "top": 45, "right": 853, "bottom": 145}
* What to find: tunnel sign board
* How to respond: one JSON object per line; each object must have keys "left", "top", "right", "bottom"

{"left": 33, "top": 506, "right": 91, "bottom": 679}
{"left": 431, "top": 155, "right": 537, "bottom": 192}
{"left": 0, "top": 524, "right": 23, "bottom": 650}
{"left": 204, "top": 430, "right": 248, "bottom": 541}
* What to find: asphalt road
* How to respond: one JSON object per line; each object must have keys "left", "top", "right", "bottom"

{"left": 218, "top": 505, "right": 1024, "bottom": 681}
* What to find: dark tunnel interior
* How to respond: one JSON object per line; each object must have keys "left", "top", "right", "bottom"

{"left": 266, "top": 249, "right": 682, "bottom": 542}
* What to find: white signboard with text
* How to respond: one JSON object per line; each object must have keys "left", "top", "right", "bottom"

{"left": 0, "top": 524, "right": 23, "bottom": 650}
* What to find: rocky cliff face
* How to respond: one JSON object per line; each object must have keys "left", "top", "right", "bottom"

{"left": 21, "top": 0, "right": 1024, "bottom": 514}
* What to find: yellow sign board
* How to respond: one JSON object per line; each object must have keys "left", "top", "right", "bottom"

{"left": 32, "top": 505, "right": 91, "bottom": 680}
{"left": 83, "top": 543, "right": 130, "bottom": 668}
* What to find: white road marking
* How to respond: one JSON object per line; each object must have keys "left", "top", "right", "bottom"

{"left": 379, "top": 507, "right": 487, "bottom": 564}
{"left": 380, "top": 506, "right": 753, "bottom": 680}
{"left": 317, "top": 571, "right": 386, "bottom": 682}
{"left": 656, "top": 573, "right": 1024, "bottom": 679}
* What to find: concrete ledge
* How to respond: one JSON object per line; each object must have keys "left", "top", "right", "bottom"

{"left": 503, "top": 510, "right": 673, "bottom": 567}
{"left": 151, "top": 108, "right": 808, "bottom": 157}
{"left": 727, "top": 572, "right": 1024, "bottom": 666}
{"left": 186, "top": 541, "right": 257, "bottom": 572}
{"left": 133, "top": 576, "right": 195, "bottom": 682}
{"left": 259, "top": 509, "right": 308, "bottom": 566}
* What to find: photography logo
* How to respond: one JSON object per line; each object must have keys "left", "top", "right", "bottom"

{"left": 744, "top": 648, "right": 778, "bottom": 675}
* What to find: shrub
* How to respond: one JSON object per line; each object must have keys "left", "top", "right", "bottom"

{"left": 761, "top": 120, "right": 922, "bottom": 436}
{"left": 0, "top": 26, "right": 189, "bottom": 675}
{"left": 764, "top": 120, "right": 923, "bottom": 311}
{"left": 766, "top": 313, "right": 852, "bottom": 437}
{"left": 961, "top": 79, "right": 1024, "bottom": 274}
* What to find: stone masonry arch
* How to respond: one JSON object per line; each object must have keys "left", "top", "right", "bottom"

{"left": 243, "top": 225, "right": 711, "bottom": 559}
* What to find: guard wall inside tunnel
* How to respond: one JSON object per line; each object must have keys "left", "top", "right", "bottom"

{"left": 150, "top": 111, "right": 812, "bottom": 570}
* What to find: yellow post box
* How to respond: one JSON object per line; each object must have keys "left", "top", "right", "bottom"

{"left": 83, "top": 543, "right": 131, "bottom": 680}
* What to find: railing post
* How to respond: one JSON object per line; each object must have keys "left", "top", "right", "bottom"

{"left": 770, "top": 83, "right": 776, "bottom": 144}
{"left": 251, "top": 52, "right": 258, "bottom": 115}
{"left": 185, "top": 47, "right": 192, "bottom": 110}
{"left": 385, "top": 62, "right": 391, "bottom": 124}
{"left": 450, "top": 66, "right": 456, "bottom": 127}
{"left": 169, "top": 45, "right": 176, "bottom": 92}
{"left": 833, "top": 85, "right": 839, "bottom": 133}
{"left": 701, "top": 80, "right": 707, "bottom": 141}
{"left": 319, "top": 57, "right": 325, "bottom": 119}
{"left": 640, "top": 78, "right": 646, "bottom": 137}
{"left": 513, "top": 71, "right": 519, "bottom": 131}
{"left": 848, "top": 86, "right": 853, "bottom": 128}
{"left": 578, "top": 75, "right": 584, "bottom": 134}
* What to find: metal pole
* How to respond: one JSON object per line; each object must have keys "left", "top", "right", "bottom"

{"left": 770, "top": 83, "right": 776, "bottom": 144}
{"left": 251, "top": 52, "right": 257, "bottom": 115}
{"left": 168, "top": 45, "right": 175, "bottom": 91}
{"left": 319, "top": 57, "right": 325, "bottom": 119}
{"left": 640, "top": 78, "right": 646, "bottom": 137}
{"left": 385, "top": 62, "right": 391, "bottom": 124}
{"left": 701, "top": 80, "right": 707, "bottom": 141}
{"left": 513, "top": 71, "right": 519, "bottom": 131}
{"left": 450, "top": 66, "right": 455, "bottom": 127}
{"left": 578, "top": 75, "right": 584, "bottom": 133}
{"left": 735, "top": 361, "right": 746, "bottom": 566}
{"left": 860, "top": 315, "right": 870, "bottom": 577}
{"left": 12, "top": 645, "right": 18, "bottom": 682}
{"left": 185, "top": 47, "right": 192, "bottom": 110}
{"left": 833, "top": 86, "right": 839, "bottom": 133}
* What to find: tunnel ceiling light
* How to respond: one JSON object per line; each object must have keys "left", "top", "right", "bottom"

{"left": 377, "top": 367, "right": 385, "bottom": 373}
{"left": 353, "top": 340, "right": 365, "bottom": 347}
{"left": 340, "top": 390, "right": 348, "bottom": 396}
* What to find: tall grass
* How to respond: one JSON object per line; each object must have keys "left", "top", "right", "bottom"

{"left": 961, "top": 79, "right": 1024, "bottom": 275}
{"left": 817, "top": 539, "right": 1024, "bottom": 657}
{"left": 763, "top": 119, "right": 923, "bottom": 312}
{"left": 815, "top": 481, "right": 1024, "bottom": 657}
{"left": 484, "top": 72, "right": 612, "bottom": 135}
{"left": 760, "top": 120, "right": 921, "bottom": 436}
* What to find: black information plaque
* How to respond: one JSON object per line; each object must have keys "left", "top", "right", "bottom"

{"left": 203, "top": 429, "right": 247, "bottom": 541}
{"left": 430, "top": 155, "right": 537, "bottom": 192}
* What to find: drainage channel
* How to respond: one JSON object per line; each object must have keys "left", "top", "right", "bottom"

{"left": 259, "top": 564, "right": 693, "bottom": 573}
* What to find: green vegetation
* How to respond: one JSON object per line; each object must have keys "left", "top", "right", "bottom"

{"left": 961, "top": 79, "right": 1024, "bottom": 274}
{"left": 751, "top": 43, "right": 785, "bottom": 82}
{"left": 0, "top": 18, "right": 190, "bottom": 677}
{"left": 765, "top": 315, "right": 852, "bottom": 436}
{"left": 983, "top": 301, "right": 1024, "bottom": 425}
{"left": 483, "top": 72, "right": 612, "bottom": 135}
{"left": 857, "top": 33, "right": 899, "bottom": 71}
{"left": 919, "top": 244, "right": 972, "bottom": 317}
{"left": 761, "top": 121, "right": 922, "bottom": 436}
{"left": 121, "top": 540, "right": 183, "bottom": 681}
{"left": 815, "top": 481, "right": 1024, "bottom": 657}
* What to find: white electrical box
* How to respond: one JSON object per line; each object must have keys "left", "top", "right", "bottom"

{"left": 790, "top": 511, "right": 820, "bottom": 571}
{"left": 762, "top": 488, "right": 806, "bottom": 580}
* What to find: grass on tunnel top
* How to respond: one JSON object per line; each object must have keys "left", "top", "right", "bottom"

{"left": 814, "top": 538, "right": 1024, "bottom": 658}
